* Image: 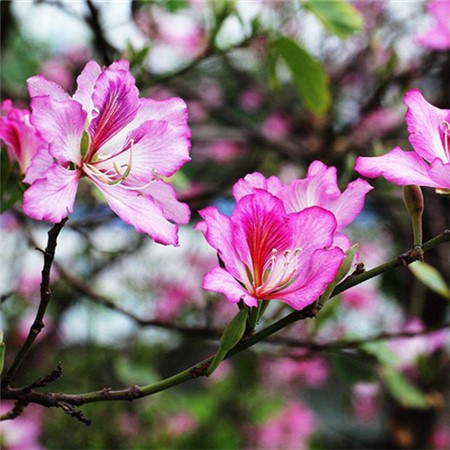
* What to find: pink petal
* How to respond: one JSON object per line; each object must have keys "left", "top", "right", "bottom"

{"left": 88, "top": 65, "right": 139, "bottom": 152}
{"left": 23, "top": 149, "right": 54, "bottom": 184}
{"left": 27, "top": 75, "right": 70, "bottom": 101}
{"left": 73, "top": 60, "right": 102, "bottom": 121}
{"left": 326, "top": 178, "right": 373, "bottom": 230}
{"left": 139, "top": 180, "right": 190, "bottom": 224}
{"left": 404, "top": 89, "right": 449, "bottom": 163}
{"left": 22, "top": 164, "right": 80, "bottom": 222}
{"left": 232, "top": 172, "right": 284, "bottom": 201}
{"left": 354, "top": 147, "right": 437, "bottom": 187}
{"left": 196, "top": 206, "right": 245, "bottom": 279}
{"left": 289, "top": 206, "right": 337, "bottom": 252}
{"left": 232, "top": 191, "right": 292, "bottom": 277}
{"left": 100, "top": 120, "right": 190, "bottom": 181}
{"left": 428, "top": 158, "right": 450, "bottom": 189}
{"left": 332, "top": 232, "right": 352, "bottom": 252}
{"left": 30, "top": 96, "right": 86, "bottom": 166}
{"left": 203, "top": 267, "right": 258, "bottom": 307}
{"left": 89, "top": 179, "right": 179, "bottom": 245}
{"left": 274, "top": 247, "right": 344, "bottom": 310}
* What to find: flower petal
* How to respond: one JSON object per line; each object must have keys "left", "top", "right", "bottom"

{"left": 139, "top": 180, "right": 190, "bottom": 224}
{"left": 289, "top": 206, "right": 337, "bottom": 252}
{"left": 203, "top": 267, "right": 258, "bottom": 307}
{"left": 73, "top": 60, "right": 102, "bottom": 121}
{"left": 88, "top": 65, "right": 139, "bottom": 152}
{"left": 274, "top": 247, "right": 344, "bottom": 310}
{"left": 428, "top": 158, "right": 450, "bottom": 189}
{"left": 326, "top": 178, "right": 373, "bottom": 230}
{"left": 89, "top": 179, "right": 180, "bottom": 245}
{"left": 22, "top": 164, "right": 80, "bottom": 222}
{"left": 27, "top": 75, "right": 70, "bottom": 101}
{"left": 196, "top": 206, "right": 244, "bottom": 279}
{"left": 354, "top": 147, "right": 437, "bottom": 187}
{"left": 30, "top": 96, "right": 86, "bottom": 166}
{"left": 24, "top": 148, "right": 54, "bottom": 184}
{"left": 404, "top": 89, "right": 449, "bottom": 163}
{"left": 232, "top": 172, "right": 284, "bottom": 201}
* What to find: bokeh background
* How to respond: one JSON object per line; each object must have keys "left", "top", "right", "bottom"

{"left": 1, "top": 1, "right": 449, "bottom": 449}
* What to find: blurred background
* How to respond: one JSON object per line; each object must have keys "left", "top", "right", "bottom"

{"left": 1, "top": 0, "right": 449, "bottom": 448}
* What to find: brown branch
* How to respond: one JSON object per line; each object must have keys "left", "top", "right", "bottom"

{"left": 1, "top": 219, "right": 68, "bottom": 388}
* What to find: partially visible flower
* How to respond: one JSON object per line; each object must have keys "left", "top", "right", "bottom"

{"left": 355, "top": 89, "right": 450, "bottom": 192}
{"left": 416, "top": 0, "right": 450, "bottom": 51}
{"left": 431, "top": 424, "right": 450, "bottom": 449}
{"left": 261, "top": 112, "right": 292, "bottom": 140}
{"left": 233, "top": 161, "right": 373, "bottom": 250}
{"left": 251, "top": 402, "right": 316, "bottom": 450}
{"left": 0, "top": 100, "right": 52, "bottom": 183}
{"left": 239, "top": 88, "right": 264, "bottom": 112}
{"left": 196, "top": 189, "right": 344, "bottom": 309}
{"left": 196, "top": 139, "right": 244, "bottom": 163}
{"left": 0, "top": 402, "right": 44, "bottom": 450}
{"left": 351, "top": 382, "right": 380, "bottom": 422}
{"left": 22, "top": 59, "right": 191, "bottom": 245}
{"left": 165, "top": 412, "right": 198, "bottom": 438}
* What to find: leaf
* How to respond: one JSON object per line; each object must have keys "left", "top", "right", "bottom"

{"left": 409, "top": 261, "right": 450, "bottom": 300}
{"left": 271, "top": 37, "right": 331, "bottom": 116}
{"left": 382, "top": 367, "right": 429, "bottom": 409}
{"left": 361, "top": 341, "right": 398, "bottom": 368}
{"left": 303, "top": 0, "right": 363, "bottom": 38}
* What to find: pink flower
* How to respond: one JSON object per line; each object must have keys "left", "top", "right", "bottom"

{"left": 165, "top": 412, "right": 198, "bottom": 438}
{"left": 261, "top": 112, "right": 292, "bottom": 140}
{"left": 351, "top": 382, "right": 380, "bottom": 422}
{"left": 0, "top": 100, "right": 52, "bottom": 183}
{"left": 22, "top": 60, "right": 191, "bottom": 245}
{"left": 233, "top": 161, "right": 373, "bottom": 250}
{"left": 252, "top": 402, "right": 316, "bottom": 450}
{"left": 416, "top": 0, "right": 450, "bottom": 51}
{"left": 355, "top": 89, "right": 450, "bottom": 191}
{"left": 238, "top": 88, "right": 264, "bottom": 112}
{"left": 196, "top": 189, "right": 345, "bottom": 309}
{"left": 0, "top": 402, "right": 44, "bottom": 450}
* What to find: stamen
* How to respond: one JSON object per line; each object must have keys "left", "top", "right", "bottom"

{"left": 440, "top": 121, "right": 450, "bottom": 159}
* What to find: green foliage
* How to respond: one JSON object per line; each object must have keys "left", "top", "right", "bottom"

{"left": 409, "top": 261, "right": 450, "bottom": 300}
{"left": 271, "top": 37, "right": 331, "bottom": 116}
{"left": 1, "top": 152, "right": 25, "bottom": 213}
{"left": 381, "top": 368, "right": 429, "bottom": 409}
{"left": 303, "top": 0, "right": 363, "bottom": 38}
{"left": 330, "top": 351, "right": 377, "bottom": 384}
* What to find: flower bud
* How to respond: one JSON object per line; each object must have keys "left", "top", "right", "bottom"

{"left": 403, "top": 185, "right": 424, "bottom": 247}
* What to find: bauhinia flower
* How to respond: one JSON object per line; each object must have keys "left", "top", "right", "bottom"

{"left": 0, "top": 100, "right": 52, "bottom": 183}
{"left": 196, "top": 189, "right": 344, "bottom": 309}
{"left": 232, "top": 160, "right": 373, "bottom": 250}
{"left": 355, "top": 89, "right": 450, "bottom": 192}
{"left": 416, "top": 0, "right": 450, "bottom": 51}
{"left": 22, "top": 60, "right": 191, "bottom": 245}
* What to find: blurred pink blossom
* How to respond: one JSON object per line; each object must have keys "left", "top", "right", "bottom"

{"left": 341, "top": 284, "right": 377, "bottom": 311}
{"left": 431, "top": 424, "right": 450, "bottom": 449}
{"left": 416, "top": 0, "right": 450, "bottom": 50}
{"left": 251, "top": 402, "right": 317, "bottom": 449}
{"left": 200, "top": 140, "right": 244, "bottom": 163}
{"left": 351, "top": 382, "right": 380, "bottom": 422}
{"left": 41, "top": 59, "right": 73, "bottom": 91}
{"left": 0, "top": 402, "right": 44, "bottom": 450}
{"left": 261, "top": 113, "right": 292, "bottom": 140}
{"left": 166, "top": 412, "right": 198, "bottom": 438}
{"left": 118, "top": 412, "right": 141, "bottom": 438}
{"left": 238, "top": 88, "right": 264, "bottom": 112}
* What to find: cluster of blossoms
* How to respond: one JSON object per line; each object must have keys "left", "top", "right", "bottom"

{"left": 1, "top": 59, "right": 449, "bottom": 315}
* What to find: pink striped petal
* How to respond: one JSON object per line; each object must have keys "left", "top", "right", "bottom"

{"left": 138, "top": 180, "right": 190, "bottom": 224}
{"left": 274, "top": 247, "right": 344, "bottom": 310}
{"left": 355, "top": 147, "right": 437, "bottom": 187}
{"left": 30, "top": 96, "right": 86, "bottom": 166}
{"left": 232, "top": 172, "right": 284, "bottom": 201}
{"left": 27, "top": 75, "right": 70, "bottom": 101}
{"left": 203, "top": 267, "right": 258, "bottom": 307}
{"left": 23, "top": 149, "right": 53, "bottom": 184}
{"left": 73, "top": 60, "right": 102, "bottom": 121}
{"left": 404, "top": 89, "right": 449, "bottom": 163}
{"left": 428, "top": 159, "right": 450, "bottom": 189}
{"left": 326, "top": 178, "right": 373, "bottom": 230}
{"left": 88, "top": 65, "right": 139, "bottom": 152}
{"left": 22, "top": 164, "right": 80, "bottom": 222}
{"left": 90, "top": 180, "right": 179, "bottom": 245}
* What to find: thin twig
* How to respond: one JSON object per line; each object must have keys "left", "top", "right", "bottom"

{"left": 1, "top": 219, "right": 68, "bottom": 388}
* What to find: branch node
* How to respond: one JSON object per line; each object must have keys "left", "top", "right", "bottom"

{"left": 190, "top": 362, "right": 210, "bottom": 378}
{"left": 0, "top": 400, "right": 29, "bottom": 421}
{"left": 56, "top": 401, "right": 91, "bottom": 426}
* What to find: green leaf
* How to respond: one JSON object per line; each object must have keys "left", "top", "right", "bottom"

{"left": 382, "top": 367, "right": 429, "bottom": 409}
{"left": 409, "top": 261, "right": 450, "bottom": 300}
{"left": 271, "top": 37, "right": 331, "bottom": 116}
{"left": 361, "top": 341, "right": 398, "bottom": 368}
{"left": 303, "top": 0, "right": 363, "bottom": 38}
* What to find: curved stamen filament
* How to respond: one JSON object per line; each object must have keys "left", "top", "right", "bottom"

{"left": 440, "top": 121, "right": 450, "bottom": 159}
